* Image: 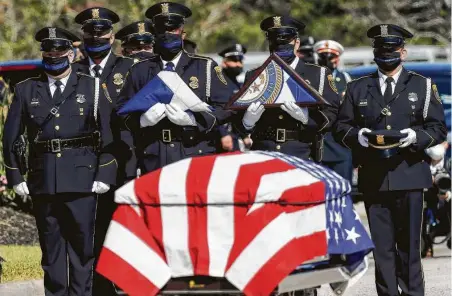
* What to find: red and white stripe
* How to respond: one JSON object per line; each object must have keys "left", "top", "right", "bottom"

{"left": 97, "top": 153, "right": 328, "bottom": 296}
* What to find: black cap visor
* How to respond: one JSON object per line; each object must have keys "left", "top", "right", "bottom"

{"left": 122, "top": 35, "right": 154, "bottom": 48}
{"left": 82, "top": 20, "right": 113, "bottom": 34}
{"left": 153, "top": 15, "right": 184, "bottom": 33}
{"left": 372, "top": 36, "right": 404, "bottom": 49}
{"left": 40, "top": 39, "right": 72, "bottom": 52}
{"left": 266, "top": 28, "right": 298, "bottom": 44}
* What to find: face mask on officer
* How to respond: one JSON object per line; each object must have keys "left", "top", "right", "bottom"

{"left": 373, "top": 47, "right": 405, "bottom": 72}
{"left": 222, "top": 57, "right": 243, "bottom": 79}
{"left": 267, "top": 29, "right": 298, "bottom": 64}
{"left": 155, "top": 32, "right": 183, "bottom": 60}
{"left": 83, "top": 31, "right": 114, "bottom": 60}
{"left": 318, "top": 52, "right": 338, "bottom": 70}
{"left": 42, "top": 50, "right": 74, "bottom": 77}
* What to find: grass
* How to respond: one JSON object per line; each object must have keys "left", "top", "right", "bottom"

{"left": 0, "top": 245, "right": 43, "bottom": 283}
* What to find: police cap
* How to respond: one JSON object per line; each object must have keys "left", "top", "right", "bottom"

{"left": 35, "top": 27, "right": 80, "bottom": 52}
{"left": 367, "top": 24, "right": 413, "bottom": 49}
{"left": 146, "top": 2, "right": 192, "bottom": 33}
{"left": 116, "top": 21, "right": 154, "bottom": 48}
{"left": 364, "top": 130, "right": 406, "bottom": 158}
{"left": 75, "top": 7, "right": 120, "bottom": 34}
{"left": 260, "top": 16, "right": 305, "bottom": 43}
{"left": 183, "top": 39, "right": 197, "bottom": 53}
{"left": 313, "top": 40, "right": 344, "bottom": 57}
{"left": 218, "top": 44, "right": 247, "bottom": 61}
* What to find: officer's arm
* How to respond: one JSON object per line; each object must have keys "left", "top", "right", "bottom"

{"left": 2, "top": 86, "right": 26, "bottom": 187}
{"left": 308, "top": 69, "right": 340, "bottom": 133}
{"left": 230, "top": 70, "right": 254, "bottom": 137}
{"left": 191, "top": 62, "right": 234, "bottom": 134}
{"left": 412, "top": 82, "right": 447, "bottom": 151}
{"left": 333, "top": 83, "right": 359, "bottom": 149}
{"left": 95, "top": 94, "right": 118, "bottom": 186}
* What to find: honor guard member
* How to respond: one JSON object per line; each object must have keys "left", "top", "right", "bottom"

{"left": 334, "top": 24, "right": 447, "bottom": 296}
{"left": 313, "top": 40, "right": 353, "bottom": 182}
{"left": 236, "top": 16, "right": 340, "bottom": 162}
{"left": 116, "top": 21, "right": 155, "bottom": 61}
{"left": 2, "top": 27, "right": 117, "bottom": 296}
{"left": 218, "top": 43, "right": 248, "bottom": 151}
{"left": 117, "top": 1, "right": 234, "bottom": 174}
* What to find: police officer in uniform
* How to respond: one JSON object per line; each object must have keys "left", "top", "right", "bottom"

{"left": 2, "top": 27, "right": 117, "bottom": 296}
{"left": 73, "top": 8, "right": 136, "bottom": 295}
{"left": 313, "top": 40, "right": 353, "bottom": 182}
{"left": 218, "top": 43, "right": 248, "bottom": 152}
{"left": 116, "top": 20, "right": 155, "bottom": 61}
{"left": 334, "top": 24, "right": 447, "bottom": 296}
{"left": 117, "top": 1, "right": 234, "bottom": 174}
{"left": 236, "top": 16, "right": 340, "bottom": 162}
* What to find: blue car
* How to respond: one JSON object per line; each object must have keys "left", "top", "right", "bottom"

{"left": 347, "top": 62, "right": 451, "bottom": 156}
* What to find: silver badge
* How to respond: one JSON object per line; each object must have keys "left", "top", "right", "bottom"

{"left": 408, "top": 92, "right": 418, "bottom": 102}
{"left": 76, "top": 94, "right": 86, "bottom": 104}
{"left": 235, "top": 44, "right": 242, "bottom": 52}
{"left": 31, "top": 97, "right": 39, "bottom": 106}
{"left": 49, "top": 28, "right": 56, "bottom": 39}
{"left": 380, "top": 25, "right": 388, "bottom": 37}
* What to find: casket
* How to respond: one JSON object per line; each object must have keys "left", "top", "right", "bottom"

{"left": 97, "top": 151, "right": 374, "bottom": 296}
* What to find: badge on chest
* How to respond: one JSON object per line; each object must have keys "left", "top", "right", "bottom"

{"left": 76, "top": 94, "right": 86, "bottom": 104}
{"left": 31, "top": 97, "right": 40, "bottom": 106}
{"left": 408, "top": 92, "right": 418, "bottom": 102}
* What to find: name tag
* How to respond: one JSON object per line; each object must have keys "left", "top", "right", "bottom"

{"left": 359, "top": 100, "right": 367, "bottom": 106}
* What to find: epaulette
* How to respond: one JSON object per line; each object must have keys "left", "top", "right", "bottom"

{"left": 187, "top": 53, "right": 214, "bottom": 62}
{"left": 76, "top": 72, "right": 94, "bottom": 79}
{"left": 407, "top": 70, "right": 428, "bottom": 80}
{"left": 15, "top": 76, "right": 40, "bottom": 86}
{"left": 349, "top": 74, "right": 372, "bottom": 83}
{"left": 305, "top": 62, "right": 323, "bottom": 69}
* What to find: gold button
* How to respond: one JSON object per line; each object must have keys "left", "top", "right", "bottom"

{"left": 55, "top": 125, "right": 60, "bottom": 130}
{"left": 55, "top": 114, "right": 60, "bottom": 118}
{"left": 170, "top": 143, "right": 175, "bottom": 148}
{"left": 278, "top": 115, "right": 284, "bottom": 119}
{"left": 198, "top": 150, "right": 203, "bottom": 154}
{"left": 56, "top": 153, "right": 61, "bottom": 158}
{"left": 276, "top": 145, "right": 281, "bottom": 150}
{"left": 386, "top": 125, "right": 391, "bottom": 130}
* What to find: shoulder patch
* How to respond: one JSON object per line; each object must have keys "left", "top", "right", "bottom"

{"left": 327, "top": 74, "right": 338, "bottom": 94}
{"left": 432, "top": 84, "right": 441, "bottom": 103}
{"left": 214, "top": 66, "right": 228, "bottom": 85}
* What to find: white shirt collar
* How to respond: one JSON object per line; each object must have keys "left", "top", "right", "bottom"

{"left": 378, "top": 67, "right": 403, "bottom": 87}
{"left": 47, "top": 72, "right": 71, "bottom": 88}
{"left": 290, "top": 56, "right": 299, "bottom": 69}
{"left": 160, "top": 51, "right": 183, "bottom": 69}
{"left": 89, "top": 51, "right": 112, "bottom": 70}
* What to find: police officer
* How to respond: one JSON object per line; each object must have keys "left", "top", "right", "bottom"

{"left": 296, "top": 36, "right": 317, "bottom": 64}
{"left": 218, "top": 43, "right": 248, "bottom": 152}
{"left": 74, "top": 8, "right": 136, "bottom": 295}
{"left": 334, "top": 24, "right": 447, "bottom": 296}
{"left": 236, "top": 16, "right": 340, "bottom": 162}
{"left": 117, "top": 1, "right": 234, "bottom": 174}
{"left": 314, "top": 40, "right": 353, "bottom": 182}
{"left": 116, "top": 21, "right": 155, "bottom": 61}
{"left": 2, "top": 27, "right": 117, "bottom": 296}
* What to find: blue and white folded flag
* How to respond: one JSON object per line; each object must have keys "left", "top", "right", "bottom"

{"left": 117, "top": 71, "right": 212, "bottom": 116}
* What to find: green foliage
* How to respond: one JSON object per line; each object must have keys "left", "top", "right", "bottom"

{"left": 0, "top": 245, "right": 42, "bottom": 283}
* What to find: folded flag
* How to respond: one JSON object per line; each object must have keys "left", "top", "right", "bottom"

{"left": 226, "top": 54, "right": 329, "bottom": 109}
{"left": 96, "top": 151, "right": 374, "bottom": 296}
{"left": 117, "top": 70, "right": 212, "bottom": 116}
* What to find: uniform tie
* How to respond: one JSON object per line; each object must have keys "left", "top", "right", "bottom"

{"left": 164, "top": 62, "right": 175, "bottom": 72}
{"left": 53, "top": 80, "right": 63, "bottom": 100}
{"left": 93, "top": 64, "right": 102, "bottom": 78}
{"left": 384, "top": 76, "right": 394, "bottom": 104}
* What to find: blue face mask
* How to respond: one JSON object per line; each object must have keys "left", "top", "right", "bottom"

{"left": 374, "top": 50, "right": 402, "bottom": 71}
{"left": 155, "top": 33, "right": 182, "bottom": 59}
{"left": 271, "top": 43, "right": 296, "bottom": 63}
{"left": 84, "top": 37, "right": 111, "bottom": 60}
{"left": 42, "top": 55, "right": 70, "bottom": 76}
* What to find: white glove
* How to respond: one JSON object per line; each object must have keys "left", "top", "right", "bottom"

{"left": 242, "top": 102, "right": 265, "bottom": 129}
{"left": 358, "top": 128, "right": 371, "bottom": 147}
{"left": 165, "top": 104, "right": 196, "bottom": 126}
{"left": 280, "top": 101, "right": 309, "bottom": 124}
{"left": 92, "top": 181, "right": 110, "bottom": 194}
{"left": 13, "top": 182, "right": 29, "bottom": 196}
{"left": 400, "top": 128, "right": 417, "bottom": 148}
{"left": 140, "top": 103, "right": 166, "bottom": 127}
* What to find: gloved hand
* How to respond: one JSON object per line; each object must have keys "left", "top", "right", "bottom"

{"left": 280, "top": 101, "right": 309, "bottom": 124}
{"left": 400, "top": 128, "right": 417, "bottom": 148}
{"left": 358, "top": 128, "right": 371, "bottom": 147}
{"left": 242, "top": 102, "right": 265, "bottom": 129}
{"left": 13, "top": 182, "right": 29, "bottom": 196}
{"left": 92, "top": 181, "right": 110, "bottom": 194}
{"left": 140, "top": 103, "right": 166, "bottom": 127}
{"left": 165, "top": 104, "right": 196, "bottom": 126}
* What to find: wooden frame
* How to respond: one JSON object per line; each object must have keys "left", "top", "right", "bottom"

{"left": 225, "top": 53, "right": 330, "bottom": 110}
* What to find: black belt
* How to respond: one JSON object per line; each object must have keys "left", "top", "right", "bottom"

{"left": 158, "top": 128, "right": 205, "bottom": 144}
{"left": 34, "top": 134, "right": 99, "bottom": 153}
{"left": 254, "top": 127, "right": 302, "bottom": 143}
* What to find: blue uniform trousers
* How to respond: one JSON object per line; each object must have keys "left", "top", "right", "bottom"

{"left": 33, "top": 193, "right": 96, "bottom": 296}
{"left": 364, "top": 190, "right": 424, "bottom": 296}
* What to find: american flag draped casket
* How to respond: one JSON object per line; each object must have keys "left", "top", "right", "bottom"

{"left": 96, "top": 151, "right": 374, "bottom": 295}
